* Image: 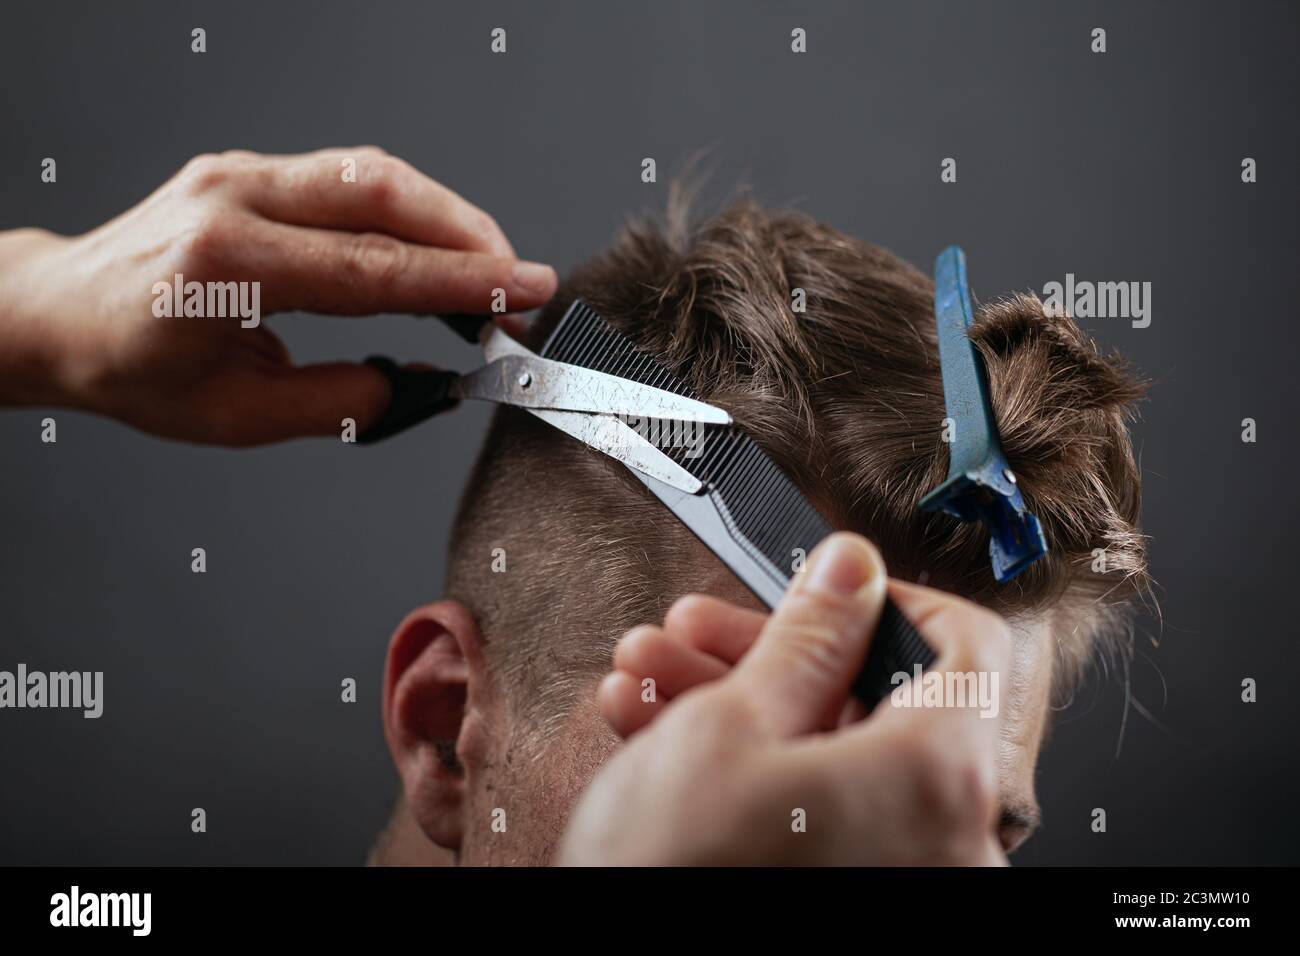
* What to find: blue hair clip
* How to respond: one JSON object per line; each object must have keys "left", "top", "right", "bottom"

{"left": 918, "top": 246, "right": 1048, "bottom": 582}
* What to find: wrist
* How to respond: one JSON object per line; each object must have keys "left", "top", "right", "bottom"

{"left": 0, "top": 229, "right": 87, "bottom": 407}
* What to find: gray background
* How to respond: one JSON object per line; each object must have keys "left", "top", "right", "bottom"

{"left": 1, "top": 0, "right": 1296, "bottom": 865}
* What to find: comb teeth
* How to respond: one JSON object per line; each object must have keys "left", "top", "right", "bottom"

{"left": 541, "top": 300, "right": 833, "bottom": 575}
{"left": 542, "top": 300, "right": 693, "bottom": 397}
{"left": 540, "top": 298, "right": 936, "bottom": 708}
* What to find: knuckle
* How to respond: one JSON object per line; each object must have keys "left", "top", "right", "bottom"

{"left": 487, "top": 254, "right": 517, "bottom": 287}
{"left": 617, "top": 624, "right": 662, "bottom": 662}
{"left": 664, "top": 593, "right": 713, "bottom": 633}
{"left": 176, "top": 210, "right": 241, "bottom": 271}
{"left": 776, "top": 613, "right": 848, "bottom": 682}
{"left": 452, "top": 253, "right": 510, "bottom": 301}
{"left": 470, "top": 208, "right": 503, "bottom": 242}
{"left": 178, "top": 153, "right": 230, "bottom": 192}
{"left": 343, "top": 232, "right": 409, "bottom": 285}
{"left": 360, "top": 159, "right": 395, "bottom": 204}
{"left": 219, "top": 150, "right": 265, "bottom": 188}
{"left": 956, "top": 608, "right": 1012, "bottom": 674}
{"left": 783, "top": 587, "right": 859, "bottom": 648}
{"left": 359, "top": 154, "right": 407, "bottom": 208}
{"left": 920, "top": 599, "right": 1010, "bottom": 675}
{"left": 622, "top": 623, "right": 660, "bottom": 643}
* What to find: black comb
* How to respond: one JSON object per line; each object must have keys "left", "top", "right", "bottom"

{"left": 540, "top": 300, "right": 935, "bottom": 710}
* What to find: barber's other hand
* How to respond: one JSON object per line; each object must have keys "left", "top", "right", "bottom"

{"left": 0, "top": 147, "right": 556, "bottom": 445}
{"left": 559, "top": 532, "right": 1011, "bottom": 866}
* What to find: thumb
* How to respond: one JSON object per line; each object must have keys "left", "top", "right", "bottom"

{"left": 730, "top": 533, "right": 887, "bottom": 737}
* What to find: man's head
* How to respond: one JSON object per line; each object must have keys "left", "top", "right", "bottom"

{"left": 380, "top": 194, "right": 1148, "bottom": 864}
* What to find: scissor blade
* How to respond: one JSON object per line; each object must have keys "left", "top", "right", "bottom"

{"left": 453, "top": 354, "right": 731, "bottom": 425}
{"left": 527, "top": 409, "right": 703, "bottom": 494}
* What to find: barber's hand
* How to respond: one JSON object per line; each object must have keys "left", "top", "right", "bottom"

{"left": 558, "top": 532, "right": 1011, "bottom": 866}
{"left": 0, "top": 147, "right": 556, "bottom": 445}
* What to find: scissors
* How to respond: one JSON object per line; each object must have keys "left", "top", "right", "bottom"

{"left": 364, "top": 302, "right": 936, "bottom": 710}
{"left": 357, "top": 313, "right": 731, "bottom": 495}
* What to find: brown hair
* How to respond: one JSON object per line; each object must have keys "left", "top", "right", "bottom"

{"left": 446, "top": 192, "right": 1148, "bottom": 736}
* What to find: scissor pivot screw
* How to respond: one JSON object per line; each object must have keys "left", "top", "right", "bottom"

{"left": 518, "top": 372, "right": 532, "bottom": 388}
{"left": 1003, "top": 468, "right": 1017, "bottom": 484}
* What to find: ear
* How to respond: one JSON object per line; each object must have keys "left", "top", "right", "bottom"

{"left": 382, "top": 600, "right": 488, "bottom": 853}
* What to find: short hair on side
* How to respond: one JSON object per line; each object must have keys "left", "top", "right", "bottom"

{"left": 445, "top": 189, "right": 1149, "bottom": 741}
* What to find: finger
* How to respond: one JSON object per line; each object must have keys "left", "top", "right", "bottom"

{"left": 242, "top": 148, "right": 518, "bottom": 257}
{"left": 728, "top": 533, "right": 887, "bottom": 738}
{"left": 767, "top": 582, "right": 1011, "bottom": 863}
{"left": 975, "top": 837, "right": 1011, "bottom": 867}
{"left": 208, "top": 361, "right": 396, "bottom": 445}
{"left": 862, "top": 580, "right": 1010, "bottom": 737}
{"left": 597, "top": 670, "right": 666, "bottom": 739}
{"left": 774, "top": 728, "right": 1006, "bottom": 864}
{"left": 494, "top": 313, "right": 532, "bottom": 339}
{"left": 614, "top": 624, "right": 730, "bottom": 699}
{"left": 663, "top": 594, "right": 768, "bottom": 665}
{"left": 239, "top": 220, "right": 556, "bottom": 316}
{"left": 881, "top": 580, "right": 1012, "bottom": 708}
{"left": 837, "top": 695, "right": 868, "bottom": 728}
{"left": 819, "top": 580, "right": 1010, "bottom": 808}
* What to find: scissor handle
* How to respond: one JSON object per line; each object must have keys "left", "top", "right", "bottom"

{"left": 438, "top": 313, "right": 491, "bottom": 344}
{"left": 357, "top": 357, "right": 459, "bottom": 444}
{"left": 356, "top": 314, "right": 495, "bottom": 443}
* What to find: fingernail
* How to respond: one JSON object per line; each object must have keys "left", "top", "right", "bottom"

{"left": 512, "top": 261, "right": 556, "bottom": 295}
{"left": 804, "top": 535, "right": 880, "bottom": 598}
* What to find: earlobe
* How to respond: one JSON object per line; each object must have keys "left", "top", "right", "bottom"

{"left": 382, "top": 600, "right": 484, "bottom": 852}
